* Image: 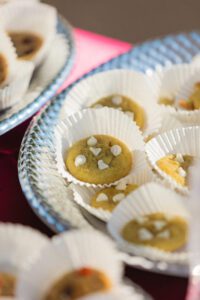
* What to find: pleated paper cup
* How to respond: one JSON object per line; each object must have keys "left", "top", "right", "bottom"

{"left": 0, "top": 59, "right": 34, "bottom": 110}
{"left": 0, "top": 1, "right": 57, "bottom": 66}
{"left": 158, "top": 115, "right": 183, "bottom": 135}
{"left": 146, "top": 126, "right": 200, "bottom": 194}
{"left": 0, "top": 28, "right": 34, "bottom": 109}
{"left": 0, "top": 223, "right": 49, "bottom": 278}
{"left": 173, "top": 70, "right": 200, "bottom": 125}
{"left": 108, "top": 182, "right": 189, "bottom": 263}
{"left": 60, "top": 69, "right": 162, "bottom": 138}
{"left": 71, "top": 165, "right": 154, "bottom": 222}
{"left": 0, "top": 28, "right": 18, "bottom": 86}
{"left": 148, "top": 63, "right": 198, "bottom": 116}
{"left": 16, "top": 229, "right": 123, "bottom": 300}
{"left": 55, "top": 107, "right": 146, "bottom": 188}
{"left": 191, "top": 53, "right": 200, "bottom": 67}
{"left": 31, "top": 33, "right": 69, "bottom": 89}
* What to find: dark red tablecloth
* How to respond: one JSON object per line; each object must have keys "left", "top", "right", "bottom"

{"left": 0, "top": 28, "right": 188, "bottom": 300}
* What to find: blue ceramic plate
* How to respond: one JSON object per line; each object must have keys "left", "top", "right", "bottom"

{"left": 18, "top": 31, "right": 200, "bottom": 277}
{"left": 0, "top": 16, "right": 75, "bottom": 135}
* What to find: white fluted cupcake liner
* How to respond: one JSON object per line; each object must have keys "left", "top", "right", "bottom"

{"left": 60, "top": 69, "right": 162, "bottom": 138}
{"left": 108, "top": 182, "right": 189, "bottom": 264}
{"left": 0, "top": 60, "right": 34, "bottom": 110}
{"left": 0, "top": 28, "right": 18, "bottom": 86}
{"left": 146, "top": 126, "right": 200, "bottom": 194}
{"left": 71, "top": 165, "right": 154, "bottom": 222}
{"left": 16, "top": 229, "right": 123, "bottom": 300}
{"left": 55, "top": 107, "right": 146, "bottom": 188}
{"left": 191, "top": 53, "right": 200, "bottom": 67}
{"left": 0, "top": 1, "right": 57, "bottom": 66}
{"left": 0, "top": 28, "right": 34, "bottom": 109}
{"left": 158, "top": 115, "right": 183, "bottom": 134}
{"left": 0, "top": 223, "right": 49, "bottom": 276}
{"left": 148, "top": 63, "right": 198, "bottom": 117}
{"left": 31, "top": 33, "right": 69, "bottom": 89}
{"left": 172, "top": 69, "right": 200, "bottom": 124}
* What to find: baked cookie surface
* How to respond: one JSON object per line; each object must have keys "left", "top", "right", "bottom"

{"left": 9, "top": 31, "right": 43, "bottom": 60}
{"left": 65, "top": 135, "right": 132, "bottom": 184}
{"left": 91, "top": 183, "right": 138, "bottom": 212}
{"left": 91, "top": 95, "right": 146, "bottom": 130}
{"left": 44, "top": 268, "right": 111, "bottom": 300}
{"left": 0, "top": 54, "right": 8, "bottom": 86}
{"left": 121, "top": 212, "right": 188, "bottom": 252}
{"left": 0, "top": 272, "right": 16, "bottom": 296}
{"left": 157, "top": 154, "right": 194, "bottom": 186}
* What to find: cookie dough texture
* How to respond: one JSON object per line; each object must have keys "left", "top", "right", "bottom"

{"left": 157, "top": 154, "right": 194, "bottom": 186}
{"left": 0, "top": 272, "right": 16, "bottom": 296}
{"left": 121, "top": 212, "right": 188, "bottom": 252}
{"left": 9, "top": 31, "right": 43, "bottom": 60}
{"left": 179, "top": 82, "right": 200, "bottom": 110}
{"left": 91, "top": 184, "right": 138, "bottom": 212}
{"left": 44, "top": 268, "right": 111, "bottom": 300}
{"left": 65, "top": 135, "right": 132, "bottom": 184}
{"left": 91, "top": 95, "right": 146, "bottom": 130}
{"left": 0, "top": 54, "right": 8, "bottom": 86}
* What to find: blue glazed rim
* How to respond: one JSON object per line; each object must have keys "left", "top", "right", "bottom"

{"left": 18, "top": 31, "right": 200, "bottom": 276}
{"left": 0, "top": 15, "right": 75, "bottom": 135}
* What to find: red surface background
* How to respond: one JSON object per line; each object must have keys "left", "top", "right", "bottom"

{"left": 0, "top": 28, "right": 188, "bottom": 300}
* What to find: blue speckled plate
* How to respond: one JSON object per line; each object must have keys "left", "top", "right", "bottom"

{"left": 0, "top": 16, "right": 75, "bottom": 135}
{"left": 18, "top": 31, "right": 200, "bottom": 277}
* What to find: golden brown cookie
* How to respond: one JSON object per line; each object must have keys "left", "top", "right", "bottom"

{"left": 0, "top": 272, "right": 16, "bottom": 296}
{"left": 159, "top": 97, "right": 174, "bottom": 106}
{"left": 0, "top": 54, "right": 8, "bottom": 86}
{"left": 65, "top": 135, "right": 132, "bottom": 184}
{"left": 91, "top": 95, "right": 146, "bottom": 130}
{"left": 157, "top": 154, "right": 194, "bottom": 186}
{"left": 44, "top": 268, "right": 111, "bottom": 300}
{"left": 178, "top": 82, "right": 200, "bottom": 110}
{"left": 121, "top": 212, "right": 188, "bottom": 252}
{"left": 91, "top": 183, "right": 138, "bottom": 212}
{"left": 8, "top": 31, "right": 43, "bottom": 60}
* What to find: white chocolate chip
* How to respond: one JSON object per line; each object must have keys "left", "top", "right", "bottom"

{"left": 112, "top": 95, "right": 122, "bottom": 105}
{"left": 89, "top": 147, "right": 102, "bottom": 156}
{"left": 115, "top": 181, "right": 127, "bottom": 191}
{"left": 157, "top": 230, "right": 170, "bottom": 239}
{"left": 138, "top": 228, "right": 153, "bottom": 241}
{"left": 96, "top": 193, "right": 108, "bottom": 202}
{"left": 98, "top": 160, "right": 109, "bottom": 170}
{"left": 112, "top": 193, "right": 125, "bottom": 202}
{"left": 153, "top": 220, "right": 166, "bottom": 231}
{"left": 178, "top": 167, "right": 186, "bottom": 177}
{"left": 176, "top": 153, "right": 184, "bottom": 163}
{"left": 125, "top": 111, "right": 134, "bottom": 120}
{"left": 87, "top": 136, "right": 97, "bottom": 146}
{"left": 75, "top": 155, "right": 86, "bottom": 167}
{"left": 111, "top": 145, "right": 122, "bottom": 156}
{"left": 93, "top": 104, "right": 103, "bottom": 109}
{"left": 112, "top": 95, "right": 123, "bottom": 105}
{"left": 136, "top": 216, "right": 147, "bottom": 224}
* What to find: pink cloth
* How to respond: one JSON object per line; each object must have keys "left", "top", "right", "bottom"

{"left": 59, "top": 28, "right": 132, "bottom": 90}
